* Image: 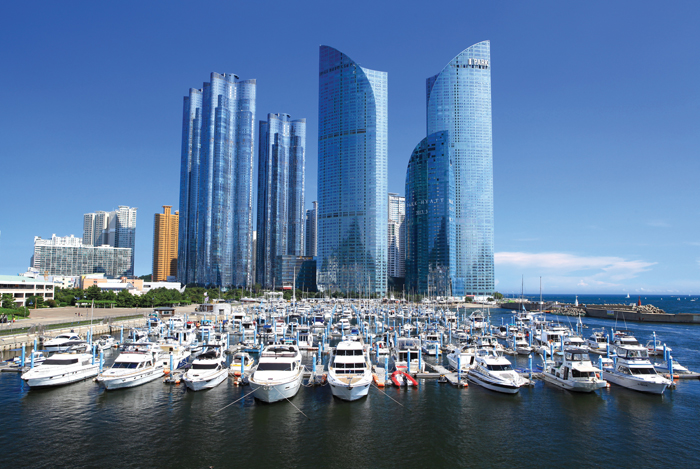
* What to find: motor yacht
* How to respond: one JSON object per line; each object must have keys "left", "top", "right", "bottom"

{"left": 602, "top": 345, "right": 671, "bottom": 394}
{"left": 422, "top": 331, "right": 441, "bottom": 356}
{"left": 392, "top": 337, "right": 423, "bottom": 373}
{"left": 97, "top": 347, "right": 164, "bottom": 390}
{"left": 586, "top": 329, "right": 609, "bottom": 353}
{"left": 157, "top": 341, "right": 191, "bottom": 371}
{"left": 42, "top": 333, "right": 87, "bottom": 353}
{"left": 542, "top": 349, "right": 607, "bottom": 392}
{"left": 249, "top": 344, "right": 304, "bottom": 403}
{"left": 96, "top": 335, "right": 117, "bottom": 351}
{"left": 229, "top": 352, "right": 255, "bottom": 376}
{"left": 467, "top": 349, "right": 526, "bottom": 394}
{"left": 21, "top": 352, "right": 99, "bottom": 387}
{"left": 327, "top": 339, "right": 372, "bottom": 401}
{"left": 183, "top": 346, "right": 228, "bottom": 391}
{"left": 447, "top": 344, "right": 476, "bottom": 371}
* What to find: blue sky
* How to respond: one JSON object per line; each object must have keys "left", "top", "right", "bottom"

{"left": 1, "top": 1, "right": 699, "bottom": 294}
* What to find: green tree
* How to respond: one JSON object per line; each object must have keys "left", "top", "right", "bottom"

{"left": 116, "top": 289, "right": 136, "bottom": 308}
{"left": 1, "top": 293, "right": 16, "bottom": 309}
{"left": 493, "top": 292, "right": 504, "bottom": 300}
{"left": 85, "top": 285, "right": 102, "bottom": 301}
{"left": 25, "top": 295, "right": 45, "bottom": 308}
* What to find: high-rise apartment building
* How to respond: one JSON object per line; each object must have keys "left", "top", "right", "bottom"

{"left": 255, "top": 113, "right": 306, "bottom": 289}
{"left": 153, "top": 206, "right": 179, "bottom": 282}
{"left": 305, "top": 201, "right": 317, "bottom": 257}
{"left": 387, "top": 193, "right": 406, "bottom": 279}
{"left": 405, "top": 131, "right": 455, "bottom": 296}
{"left": 317, "top": 46, "right": 388, "bottom": 296}
{"left": 32, "top": 235, "right": 132, "bottom": 277}
{"left": 425, "top": 41, "right": 494, "bottom": 296}
{"left": 82, "top": 206, "right": 137, "bottom": 276}
{"left": 178, "top": 72, "right": 256, "bottom": 287}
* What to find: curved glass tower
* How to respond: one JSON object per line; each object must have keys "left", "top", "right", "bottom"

{"left": 426, "top": 41, "right": 494, "bottom": 296}
{"left": 317, "top": 46, "right": 388, "bottom": 296}
{"left": 256, "top": 113, "right": 306, "bottom": 289}
{"left": 178, "top": 72, "right": 256, "bottom": 287}
{"left": 405, "top": 131, "right": 455, "bottom": 296}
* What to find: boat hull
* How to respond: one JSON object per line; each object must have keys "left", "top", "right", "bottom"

{"left": 542, "top": 373, "right": 607, "bottom": 393}
{"left": 22, "top": 365, "right": 100, "bottom": 388}
{"left": 100, "top": 369, "right": 164, "bottom": 390}
{"left": 467, "top": 372, "right": 520, "bottom": 394}
{"left": 250, "top": 373, "right": 302, "bottom": 403}
{"left": 602, "top": 371, "right": 668, "bottom": 394}
{"left": 184, "top": 369, "right": 228, "bottom": 391}
{"left": 329, "top": 380, "right": 371, "bottom": 401}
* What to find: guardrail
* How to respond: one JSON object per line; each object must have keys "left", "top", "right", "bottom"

{"left": 0, "top": 312, "right": 147, "bottom": 337}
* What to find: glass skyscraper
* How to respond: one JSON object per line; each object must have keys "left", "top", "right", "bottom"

{"left": 317, "top": 46, "right": 388, "bottom": 296}
{"left": 405, "top": 131, "right": 456, "bottom": 296}
{"left": 255, "top": 113, "right": 306, "bottom": 289}
{"left": 178, "top": 72, "right": 256, "bottom": 287}
{"left": 426, "top": 41, "right": 494, "bottom": 296}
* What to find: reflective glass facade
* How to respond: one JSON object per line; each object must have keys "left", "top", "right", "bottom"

{"left": 317, "top": 46, "right": 387, "bottom": 295}
{"left": 256, "top": 113, "right": 306, "bottom": 289}
{"left": 405, "top": 131, "right": 455, "bottom": 296}
{"left": 426, "top": 41, "right": 494, "bottom": 296}
{"left": 178, "top": 73, "right": 256, "bottom": 287}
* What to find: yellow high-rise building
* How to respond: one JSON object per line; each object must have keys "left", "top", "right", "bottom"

{"left": 153, "top": 206, "right": 179, "bottom": 282}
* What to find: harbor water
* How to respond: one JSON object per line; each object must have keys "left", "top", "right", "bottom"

{"left": 1, "top": 295, "right": 699, "bottom": 468}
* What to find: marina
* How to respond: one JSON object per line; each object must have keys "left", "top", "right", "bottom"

{"left": 1, "top": 295, "right": 700, "bottom": 467}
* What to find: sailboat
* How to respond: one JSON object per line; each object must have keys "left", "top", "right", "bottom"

{"left": 626, "top": 293, "right": 630, "bottom": 299}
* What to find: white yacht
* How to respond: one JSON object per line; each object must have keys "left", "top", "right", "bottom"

{"left": 468, "top": 311, "right": 488, "bottom": 331}
{"left": 586, "top": 329, "right": 609, "bottom": 353}
{"left": 421, "top": 332, "right": 441, "bottom": 356}
{"left": 183, "top": 347, "right": 228, "bottom": 391}
{"left": 603, "top": 345, "right": 671, "bottom": 394}
{"left": 467, "top": 349, "right": 526, "bottom": 394}
{"left": 21, "top": 352, "right": 99, "bottom": 387}
{"left": 249, "top": 344, "right": 303, "bottom": 403}
{"left": 96, "top": 335, "right": 117, "bottom": 351}
{"left": 447, "top": 344, "right": 476, "bottom": 371}
{"left": 542, "top": 349, "right": 607, "bottom": 392}
{"left": 392, "top": 337, "right": 423, "bottom": 373}
{"left": 157, "top": 341, "right": 191, "bottom": 372}
{"left": 97, "top": 347, "right": 164, "bottom": 390}
{"left": 229, "top": 352, "right": 255, "bottom": 376}
{"left": 327, "top": 339, "right": 372, "bottom": 401}
{"left": 42, "top": 333, "right": 86, "bottom": 352}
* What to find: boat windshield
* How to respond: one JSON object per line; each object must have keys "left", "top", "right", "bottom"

{"left": 43, "top": 358, "right": 79, "bottom": 366}
{"left": 572, "top": 370, "right": 594, "bottom": 378}
{"left": 629, "top": 367, "right": 656, "bottom": 375}
{"left": 487, "top": 364, "right": 513, "bottom": 371}
{"left": 192, "top": 363, "right": 219, "bottom": 370}
{"left": 112, "top": 362, "right": 139, "bottom": 369}
{"left": 257, "top": 362, "right": 293, "bottom": 371}
{"left": 335, "top": 349, "right": 363, "bottom": 356}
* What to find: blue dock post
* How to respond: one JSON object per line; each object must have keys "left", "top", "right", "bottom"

{"left": 653, "top": 331, "right": 657, "bottom": 355}
{"left": 663, "top": 343, "right": 668, "bottom": 362}
{"left": 312, "top": 355, "right": 316, "bottom": 381}
{"left": 418, "top": 348, "right": 422, "bottom": 374}
{"left": 375, "top": 343, "right": 379, "bottom": 361}
{"left": 458, "top": 354, "right": 462, "bottom": 381}
{"left": 529, "top": 353, "right": 533, "bottom": 381}
{"left": 668, "top": 354, "right": 674, "bottom": 380}
{"left": 169, "top": 352, "right": 174, "bottom": 374}
{"left": 99, "top": 350, "right": 104, "bottom": 372}
{"left": 550, "top": 342, "right": 554, "bottom": 359}
{"left": 598, "top": 355, "right": 603, "bottom": 374}
{"left": 606, "top": 342, "right": 610, "bottom": 358}
{"left": 449, "top": 327, "right": 452, "bottom": 345}
{"left": 29, "top": 346, "right": 34, "bottom": 369}
{"left": 120, "top": 325, "right": 124, "bottom": 344}
{"left": 384, "top": 355, "right": 389, "bottom": 375}
{"left": 407, "top": 350, "right": 411, "bottom": 374}
{"left": 226, "top": 332, "right": 230, "bottom": 351}
{"left": 91, "top": 344, "right": 96, "bottom": 365}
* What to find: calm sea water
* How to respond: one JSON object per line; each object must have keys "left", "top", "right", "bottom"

{"left": 1, "top": 295, "right": 699, "bottom": 468}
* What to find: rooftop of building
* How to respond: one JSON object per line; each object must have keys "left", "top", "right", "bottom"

{"left": 0, "top": 275, "right": 54, "bottom": 285}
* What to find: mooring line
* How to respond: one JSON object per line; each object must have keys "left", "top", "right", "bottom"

{"left": 275, "top": 386, "right": 311, "bottom": 420}
{"left": 370, "top": 382, "right": 412, "bottom": 412}
{"left": 210, "top": 388, "right": 256, "bottom": 416}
